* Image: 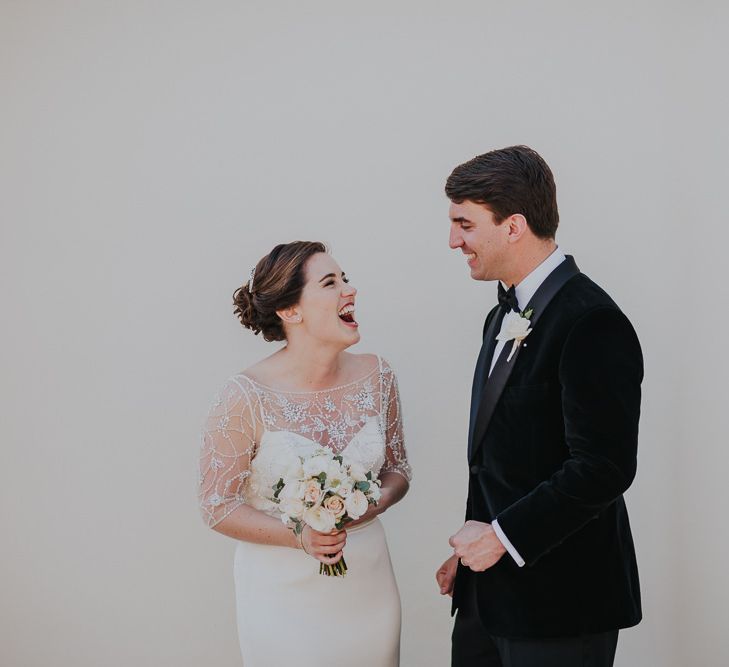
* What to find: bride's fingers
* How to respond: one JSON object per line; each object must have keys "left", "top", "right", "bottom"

{"left": 318, "top": 551, "right": 343, "bottom": 565}
{"left": 315, "top": 533, "right": 347, "bottom": 548}
{"left": 314, "top": 538, "right": 346, "bottom": 554}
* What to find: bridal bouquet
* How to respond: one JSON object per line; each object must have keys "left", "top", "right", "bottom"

{"left": 271, "top": 447, "right": 381, "bottom": 576}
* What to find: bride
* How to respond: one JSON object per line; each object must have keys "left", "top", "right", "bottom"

{"left": 199, "top": 241, "right": 411, "bottom": 666}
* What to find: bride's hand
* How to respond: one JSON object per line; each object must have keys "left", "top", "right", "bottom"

{"left": 300, "top": 525, "right": 347, "bottom": 564}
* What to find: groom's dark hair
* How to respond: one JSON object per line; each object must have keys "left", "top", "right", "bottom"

{"left": 445, "top": 145, "right": 559, "bottom": 239}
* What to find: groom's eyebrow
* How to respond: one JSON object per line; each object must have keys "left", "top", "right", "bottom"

{"left": 451, "top": 216, "right": 471, "bottom": 224}
{"left": 318, "top": 272, "right": 346, "bottom": 283}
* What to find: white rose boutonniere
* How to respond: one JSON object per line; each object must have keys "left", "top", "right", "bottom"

{"left": 496, "top": 308, "right": 534, "bottom": 362}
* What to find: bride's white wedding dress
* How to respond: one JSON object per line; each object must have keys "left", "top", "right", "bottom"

{"left": 199, "top": 356, "right": 411, "bottom": 666}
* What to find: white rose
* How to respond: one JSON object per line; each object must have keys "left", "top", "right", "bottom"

{"left": 303, "top": 479, "right": 322, "bottom": 505}
{"left": 496, "top": 311, "right": 533, "bottom": 362}
{"left": 283, "top": 458, "right": 304, "bottom": 481}
{"left": 280, "top": 497, "right": 305, "bottom": 520}
{"left": 367, "top": 483, "right": 382, "bottom": 502}
{"left": 269, "top": 450, "right": 305, "bottom": 483}
{"left": 325, "top": 460, "right": 347, "bottom": 490}
{"left": 323, "top": 494, "right": 347, "bottom": 519}
{"left": 347, "top": 462, "right": 368, "bottom": 483}
{"left": 496, "top": 311, "right": 532, "bottom": 343}
{"left": 336, "top": 482, "right": 351, "bottom": 498}
{"left": 303, "top": 454, "right": 331, "bottom": 478}
{"left": 344, "top": 489, "right": 369, "bottom": 520}
{"left": 304, "top": 505, "right": 337, "bottom": 533}
{"left": 279, "top": 480, "right": 305, "bottom": 502}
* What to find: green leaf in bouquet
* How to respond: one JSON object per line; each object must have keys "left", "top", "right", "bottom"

{"left": 317, "top": 472, "right": 327, "bottom": 486}
{"left": 366, "top": 471, "right": 372, "bottom": 481}
{"left": 355, "top": 481, "right": 370, "bottom": 492}
{"left": 333, "top": 455, "right": 343, "bottom": 465}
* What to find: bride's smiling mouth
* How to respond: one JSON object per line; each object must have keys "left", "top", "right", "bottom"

{"left": 338, "top": 303, "right": 358, "bottom": 328}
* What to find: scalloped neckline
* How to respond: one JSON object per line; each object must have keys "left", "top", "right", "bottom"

{"left": 237, "top": 363, "right": 380, "bottom": 395}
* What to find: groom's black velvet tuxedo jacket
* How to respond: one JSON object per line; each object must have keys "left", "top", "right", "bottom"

{"left": 452, "top": 257, "right": 642, "bottom": 639}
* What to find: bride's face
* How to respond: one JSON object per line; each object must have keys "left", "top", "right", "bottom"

{"left": 292, "top": 253, "right": 360, "bottom": 348}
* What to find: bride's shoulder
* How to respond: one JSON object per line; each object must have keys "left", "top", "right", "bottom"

{"left": 344, "top": 352, "right": 395, "bottom": 377}
{"left": 344, "top": 351, "right": 376, "bottom": 367}
{"left": 233, "top": 352, "right": 284, "bottom": 386}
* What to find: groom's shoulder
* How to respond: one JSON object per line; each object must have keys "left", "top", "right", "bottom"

{"left": 557, "top": 272, "right": 621, "bottom": 314}
{"left": 553, "top": 274, "right": 643, "bottom": 372}
{"left": 553, "top": 273, "right": 639, "bottom": 346}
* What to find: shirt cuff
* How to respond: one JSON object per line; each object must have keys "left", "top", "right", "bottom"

{"left": 492, "top": 518, "right": 525, "bottom": 567}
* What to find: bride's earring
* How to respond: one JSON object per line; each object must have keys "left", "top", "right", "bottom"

{"left": 277, "top": 307, "right": 302, "bottom": 325}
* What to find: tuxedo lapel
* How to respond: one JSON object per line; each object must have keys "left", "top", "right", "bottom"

{"left": 469, "top": 256, "right": 581, "bottom": 463}
{"left": 468, "top": 307, "right": 504, "bottom": 459}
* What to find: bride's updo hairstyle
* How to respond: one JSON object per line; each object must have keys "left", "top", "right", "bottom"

{"left": 233, "top": 241, "right": 328, "bottom": 342}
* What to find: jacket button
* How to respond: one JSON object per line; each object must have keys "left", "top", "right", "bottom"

{"left": 470, "top": 465, "right": 479, "bottom": 474}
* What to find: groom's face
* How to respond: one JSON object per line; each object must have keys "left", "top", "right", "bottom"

{"left": 448, "top": 200, "right": 509, "bottom": 281}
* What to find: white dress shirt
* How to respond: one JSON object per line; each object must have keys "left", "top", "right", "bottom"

{"left": 489, "top": 247, "right": 567, "bottom": 568}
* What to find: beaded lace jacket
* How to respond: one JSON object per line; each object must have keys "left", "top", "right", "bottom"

{"left": 199, "top": 356, "right": 411, "bottom": 527}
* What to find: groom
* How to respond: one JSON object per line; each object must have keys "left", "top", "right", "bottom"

{"left": 436, "top": 146, "right": 642, "bottom": 667}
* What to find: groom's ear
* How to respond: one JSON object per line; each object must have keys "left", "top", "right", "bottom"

{"left": 505, "top": 214, "right": 529, "bottom": 243}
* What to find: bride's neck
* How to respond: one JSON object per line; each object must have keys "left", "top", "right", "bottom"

{"left": 275, "top": 342, "right": 346, "bottom": 390}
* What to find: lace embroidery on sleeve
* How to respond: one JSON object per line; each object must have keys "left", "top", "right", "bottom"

{"left": 199, "top": 377, "right": 257, "bottom": 527}
{"left": 378, "top": 358, "right": 412, "bottom": 481}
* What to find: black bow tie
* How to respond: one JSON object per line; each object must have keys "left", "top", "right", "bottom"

{"left": 498, "top": 283, "right": 519, "bottom": 313}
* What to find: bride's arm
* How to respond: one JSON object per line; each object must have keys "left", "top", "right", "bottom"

{"left": 378, "top": 360, "right": 412, "bottom": 494}
{"left": 349, "top": 360, "right": 412, "bottom": 526}
{"left": 212, "top": 505, "right": 347, "bottom": 565}
{"left": 211, "top": 503, "right": 299, "bottom": 547}
{"left": 199, "top": 377, "right": 346, "bottom": 564}
{"left": 347, "top": 471, "right": 409, "bottom": 527}
{"left": 378, "top": 471, "right": 409, "bottom": 511}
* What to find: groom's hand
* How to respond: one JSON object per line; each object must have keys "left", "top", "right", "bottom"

{"left": 449, "top": 521, "right": 506, "bottom": 572}
{"left": 436, "top": 554, "right": 459, "bottom": 596}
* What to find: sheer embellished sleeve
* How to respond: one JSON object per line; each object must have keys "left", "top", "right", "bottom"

{"left": 199, "top": 377, "right": 258, "bottom": 528}
{"left": 379, "top": 359, "right": 412, "bottom": 481}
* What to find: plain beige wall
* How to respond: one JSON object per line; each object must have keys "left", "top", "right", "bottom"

{"left": 2, "top": 1, "right": 727, "bottom": 665}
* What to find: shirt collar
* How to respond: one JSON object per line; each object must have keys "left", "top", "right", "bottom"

{"left": 503, "top": 247, "right": 567, "bottom": 311}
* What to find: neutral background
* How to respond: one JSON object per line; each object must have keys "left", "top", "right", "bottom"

{"left": 2, "top": 2, "right": 727, "bottom": 665}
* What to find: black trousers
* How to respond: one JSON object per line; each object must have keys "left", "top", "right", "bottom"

{"left": 451, "top": 586, "right": 618, "bottom": 667}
